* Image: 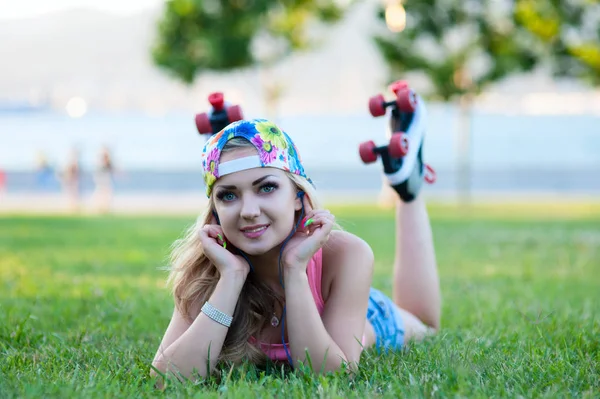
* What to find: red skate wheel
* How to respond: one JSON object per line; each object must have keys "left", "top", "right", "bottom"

{"left": 389, "top": 80, "right": 408, "bottom": 95}
{"left": 359, "top": 140, "right": 378, "bottom": 164}
{"left": 396, "top": 88, "right": 417, "bottom": 113}
{"left": 389, "top": 133, "right": 409, "bottom": 158}
{"left": 195, "top": 112, "right": 212, "bottom": 134}
{"left": 368, "top": 94, "right": 386, "bottom": 117}
{"left": 425, "top": 164, "right": 436, "bottom": 184}
{"left": 226, "top": 104, "right": 244, "bottom": 122}
{"left": 208, "top": 92, "right": 225, "bottom": 111}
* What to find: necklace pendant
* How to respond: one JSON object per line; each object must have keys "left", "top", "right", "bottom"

{"left": 270, "top": 314, "right": 280, "bottom": 327}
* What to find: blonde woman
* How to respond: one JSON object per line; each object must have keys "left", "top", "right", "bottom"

{"left": 151, "top": 118, "right": 440, "bottom": 383}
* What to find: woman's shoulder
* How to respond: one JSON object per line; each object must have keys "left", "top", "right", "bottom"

{"left": 319, "top": 230, "right": 374, "bottom": 302}
{"left": 324, "top": 230, "right": 372, "bottom": 254}
{"left": 321, "top": 230, "right": 374, "bottom": 276}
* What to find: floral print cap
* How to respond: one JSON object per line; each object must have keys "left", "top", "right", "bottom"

{"left": 200, "top": 118, "right": 312, "bottom": 197}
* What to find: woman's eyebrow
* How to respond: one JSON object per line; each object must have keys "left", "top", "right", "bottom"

{"left": 252, "top": 175, "right": 276, "bottom": 186}
{"left": 216, "top": 175, "right": 277, "bottom": 191}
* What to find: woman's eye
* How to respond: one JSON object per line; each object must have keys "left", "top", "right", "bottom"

{"left": 260, "top": 184, "right": 277, "bottom": 194}
{"left": 223, "top": 193, "right": 236, "bottom": 201}
{"left": 217, "top": 191, "right": 236, "bottom": 201}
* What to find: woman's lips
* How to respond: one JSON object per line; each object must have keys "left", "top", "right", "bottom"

{"left": 240, "top": 224, "right": 269, "bottom": 239}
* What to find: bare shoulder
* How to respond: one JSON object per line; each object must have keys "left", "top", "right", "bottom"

{"left": 323, "top": 230, "right": 374, "bottom": 260}
{"left": 321, "top": 230, "right": 374, "bottom": 300}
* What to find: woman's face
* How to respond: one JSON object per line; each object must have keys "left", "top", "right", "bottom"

{"left": 212, "top": 148, "right": 302, "bottom": 255}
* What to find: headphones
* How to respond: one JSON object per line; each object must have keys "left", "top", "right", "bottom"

{"left": 212, "top": 210, "right": 221, "bottom": 225}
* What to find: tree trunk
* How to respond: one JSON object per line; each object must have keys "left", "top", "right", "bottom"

{"left": 259, "top": 64, "right": 282, "bottom": 123}
{"left": 456, "top": 93, "right": 473, "bottom": 208}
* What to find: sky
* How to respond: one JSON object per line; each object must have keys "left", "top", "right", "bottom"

{"left": 0, "top": 0, "right": 163, "bottom": 19}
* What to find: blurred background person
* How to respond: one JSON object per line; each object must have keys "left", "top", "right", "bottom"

{"left": 60, "top": 147, "right": 82, "bottom": 212}
{"left": 35, "top": 150, "right": 57, "bottom": 191}
{"left": 0, "top": 166, "right": 6, "bottom": 200}
{"left": 92, "top": 145, "right": 115, "bottom": 213}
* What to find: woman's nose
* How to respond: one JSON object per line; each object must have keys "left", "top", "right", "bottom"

{"left": 240, "top": 196, "right": 260, "bottom": 219}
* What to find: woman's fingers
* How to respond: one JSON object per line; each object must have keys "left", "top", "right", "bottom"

{"left": 199, "top": 224, "right": 227, "bottom": 248}
{"left": 302, "top": 210, "right": 334, "bottom": 235}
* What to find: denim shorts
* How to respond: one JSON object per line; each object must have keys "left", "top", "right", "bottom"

{"left": 366, "top": 287, "right": 405, "bottom": 352}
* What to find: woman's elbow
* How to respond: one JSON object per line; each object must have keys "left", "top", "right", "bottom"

{"left": 150, "top": 361, "right": 167, "bottom": 390}
{"left": 319, "top": 354, "right": 359, "bottom": 375}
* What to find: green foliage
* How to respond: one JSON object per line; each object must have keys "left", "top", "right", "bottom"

{"left": 373, "top": 1, "right": 540, "bottom": 101}
{"left": 151, "top": 0, "right": 351, "bottom": 84}
{"left": 1, "top": 203, "right": 600, "bottom": 396}
{"left": 515, "top": 0, "right": 600, "bottom": 86}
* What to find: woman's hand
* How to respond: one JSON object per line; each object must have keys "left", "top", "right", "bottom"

{"left": 198, "top": 216, "right": 250, "bottom": 278}
{"left": 281, "top": 195, "right": 334, "bottom": 272}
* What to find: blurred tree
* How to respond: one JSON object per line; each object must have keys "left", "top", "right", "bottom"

{"left": 515, "top": 0, "right": 600, "bottom": 87}
{"left": 372, "top": 0, "right": 540, "bottom": 204}
{"left": 151, "top": 0, "right": 353, "bottom": 118}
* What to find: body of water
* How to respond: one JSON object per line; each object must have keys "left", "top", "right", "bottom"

{"left": 1, "top": 105, "right": 599, "bottom": 195}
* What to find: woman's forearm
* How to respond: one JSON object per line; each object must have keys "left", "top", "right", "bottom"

{"left": 152, "top": 273, "right": 246, "bottom": 381}
{"left": 284, "top": 268, "right": 347, "bottom": 373}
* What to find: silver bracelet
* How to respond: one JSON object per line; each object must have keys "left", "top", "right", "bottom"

{"left": 201, "top": 302, "right": 233, "bottom": 327}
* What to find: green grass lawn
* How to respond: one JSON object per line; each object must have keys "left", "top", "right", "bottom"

{"left": 1, "top": 203, "right": 599, "bottom": 398}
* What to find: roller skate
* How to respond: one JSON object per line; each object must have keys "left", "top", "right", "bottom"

{"left": 358, "top": 80, "right": 436, "bottom": 202}
{"left": 195, "top": 92, "right": 244, "bottom": 136}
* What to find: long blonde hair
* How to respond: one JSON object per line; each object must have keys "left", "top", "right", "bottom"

{"left": 166, "top": 137, "right": 321, "bottom": 365}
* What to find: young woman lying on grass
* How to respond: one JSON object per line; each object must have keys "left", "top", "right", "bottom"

{"left": 151, "top": 117, "right": 441, "bottom": 383}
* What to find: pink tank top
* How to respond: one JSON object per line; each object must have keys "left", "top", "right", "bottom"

{"left": 249, "top": 249, "right": 326, "bottom": 361}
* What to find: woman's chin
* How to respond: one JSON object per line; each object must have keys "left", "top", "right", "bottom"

{"left": 237, "top": 245, "right": 271, "bottom": 256}
{"left": 233, "top": 239, "right": 276, "bottom": 257}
